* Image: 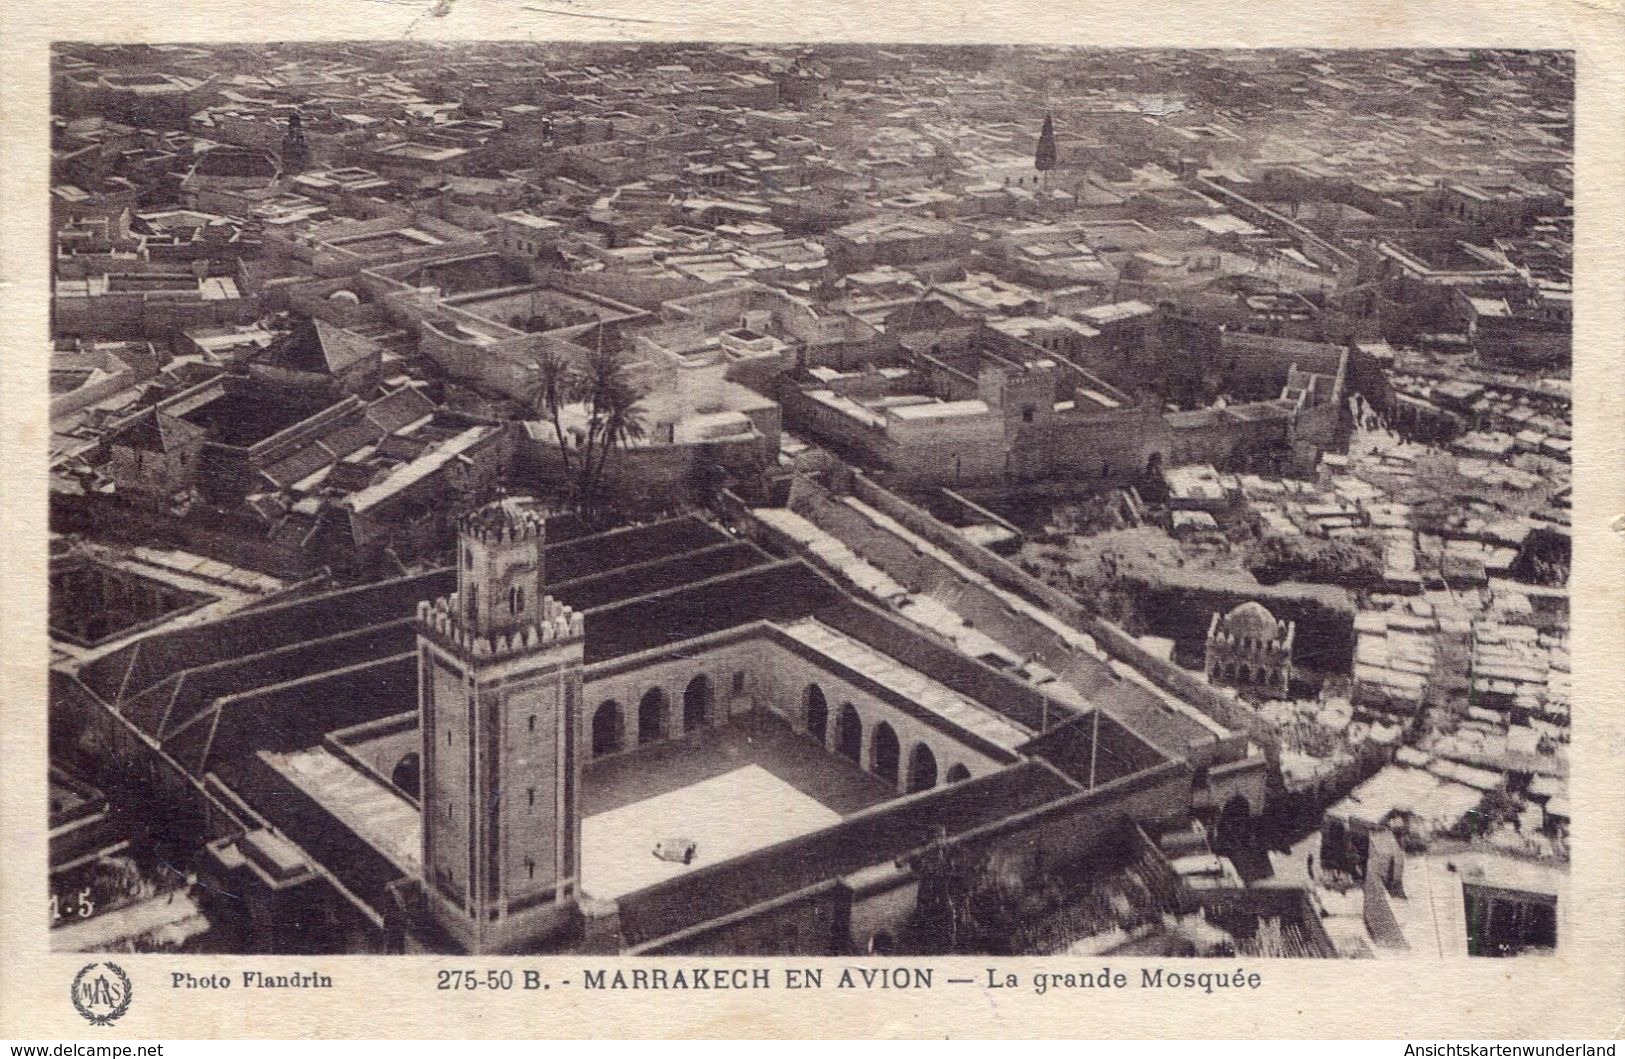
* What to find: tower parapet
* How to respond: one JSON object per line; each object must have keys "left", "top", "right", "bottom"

{"left": 416, "top": 592, "right": 584, "bottom": 661}
{"left": 459, "top": 496, "right": 549, "bottom": 546}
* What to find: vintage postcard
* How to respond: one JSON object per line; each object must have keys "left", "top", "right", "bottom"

{"left": 2, "top": 0, "right": 1622, "bottom": 1041}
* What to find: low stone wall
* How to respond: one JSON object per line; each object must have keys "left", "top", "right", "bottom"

{"left": 845, "top": 473, "right": 1273, "bottom": 748}
{"left": 1363, "top": 870, "right": 1410, "bottom": 950}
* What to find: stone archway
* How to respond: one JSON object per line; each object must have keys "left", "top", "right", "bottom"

{"left": 591, "top": 701, "right": 623, "bottom": 757}
{"left": 683, "top": 674, "right": 712, "bottom": 733}
{"left": 638, "top": 687, "right": 668, "bottom": 744}
{"left": 835, "top": 703, "right": 863, "bottom": 763}
{"left": 945, "top": 763, "right": 971, "bottom": 783}
{"left": 1215, "top": 793, "right": 1254, "bottom": 851}
{"left": 804, "top": 684, "right": 828, "bottom": 745}
{"left": 907, "top": 742, "right": 938, "bottom": 793}
{"left": 870, "top": 721, "right": 900, "bottom": 786}
{"left": 391, "top": 752, "right": 421, "bottom": 798}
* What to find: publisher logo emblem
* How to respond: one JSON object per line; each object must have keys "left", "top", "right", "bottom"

{"left": 72, "top": 961, "right": 133, "bottom": 1027}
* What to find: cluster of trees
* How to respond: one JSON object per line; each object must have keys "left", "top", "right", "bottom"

{"left": 901, "top": 830, "right": 1192, "bottom": 956}
{"left": 903, "top": 838, "right": 1039, "bottom": 955}
{"left": 1445, "top": 788, "right": 1527, "bottom": 842}
{"left": 525, "top": 342, "right": 647, "bottom": 528}
{"left": 1246, "top": 533, "right": 1382, "bottom": 589}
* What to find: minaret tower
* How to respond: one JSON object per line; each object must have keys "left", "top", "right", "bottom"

{"left": 280, "top": 110, "right": 311, "bottom": 174}
{"left": 416, "top": 497, "right": 585, "bottom": 953}
{"left": 1034, "top": 112, "right": 1057, "bottom": 193}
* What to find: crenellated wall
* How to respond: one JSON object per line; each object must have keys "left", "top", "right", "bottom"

{"left": 417, "top": 592, "right": 584, "bottom": 662}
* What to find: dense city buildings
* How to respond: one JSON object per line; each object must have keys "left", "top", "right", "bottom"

{"left": 48, "top": 43, "right": 1570, "bottom": 959}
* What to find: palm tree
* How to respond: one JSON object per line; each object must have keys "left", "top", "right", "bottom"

{"left": 575, "top": 340, "right": 647, "bottom": 526}
{"left": 527, "top": 343, "right": 580, "bottom": 479}
{"left": 524, "top": 344, "right": 587, "bottom": 515}
{"left": 526, "top": 335, "right": 647, "bottom": 527}
{"left": 586, "top": 386, "right": 647, "bottom": 525}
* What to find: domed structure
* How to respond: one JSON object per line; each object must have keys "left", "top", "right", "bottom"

{"left": 327, "top": 289, "right": 361, "bottom": 306}
{"left": 1219, "top": 601, "right": 1280, "bottom": 641}
{"left": 1204, "top": 600, "right": 1294, "bottom": 697}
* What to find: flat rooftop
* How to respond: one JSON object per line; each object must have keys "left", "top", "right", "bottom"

{"left": 388, "top": 253, "right": 531, "bottom": 296}
{"left": 1398, "top": 852, "right": 1569, "bottom": 957}
{"left": 328, "top": 229, "right": 443, "bottom": 255}
{"left": 888, "top": 398, "right": 991, "bottom": 421}
{"left": 777, "top": 617, "right": 1032, "bottom": 753}
{"left": 264, "top": 747, "right": 420, "bottom": 875}
{"left": 376, "top": 142, "right": 468, "bottom": 162}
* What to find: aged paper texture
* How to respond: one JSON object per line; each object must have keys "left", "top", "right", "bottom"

{"left": 2, "top": 0, "right": 1623, "bottom": 1040}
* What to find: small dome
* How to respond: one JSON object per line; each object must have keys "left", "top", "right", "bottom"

{"left": 327, "top": 289, "right": 361, "bottom": 305}
{"left": 1219, "top": 600, "right": 1280, "bottom": 639}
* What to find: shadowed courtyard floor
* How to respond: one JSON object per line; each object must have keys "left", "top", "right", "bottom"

{"left": 581, "top": 710, "right": 895, "bottom": 817}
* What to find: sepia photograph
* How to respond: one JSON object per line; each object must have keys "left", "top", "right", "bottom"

{"left": 40, "top": 40, "right": 1581, "bottom": 966}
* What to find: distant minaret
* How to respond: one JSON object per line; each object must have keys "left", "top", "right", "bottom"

{"left": 1034, "top": 113, "right": 1057, "bottom": 192}
{"left": 416, "top": 497, "right": 585, "bottom": 953}
{"left": 280, "top": 111, "right": 311, "bottom": 174}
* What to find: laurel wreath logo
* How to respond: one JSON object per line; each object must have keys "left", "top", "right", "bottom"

{"left": 71, "top": 961, "right": 133, "bottom": 1027}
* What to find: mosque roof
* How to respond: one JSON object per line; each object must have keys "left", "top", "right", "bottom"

{"left": 74, "top": 517, "right": 786, "bottom": 780}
